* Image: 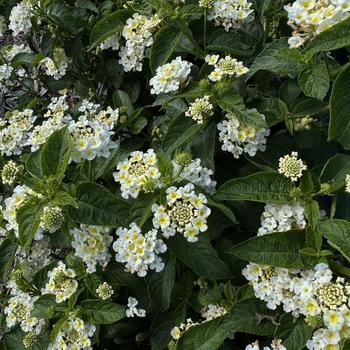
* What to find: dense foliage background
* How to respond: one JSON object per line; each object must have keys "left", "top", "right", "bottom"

{"left": 1, "top": 0, "right": 350, "bottom": 349}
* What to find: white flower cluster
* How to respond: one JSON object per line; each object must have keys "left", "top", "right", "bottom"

{"left": 40, "top": 48, "right": 71, "bottom": 80}
{"left": 185, "top": 96, "right": 214, "bottom": 124}
{"left": 173, "top": 158, "right": 217, "bottom": 194}
{"left": 201, "top": 304, "right": 227, "bottom": 321}
{"left": 71, "top": 225, "right": 113, "bottom": 273}
{"left": 152, "top": 183, "right": 211, "bottom": 242}
{"left": 69, "top": 111, "right": 118, "bottom": 163}
{"left": 285, "top": 0, "right": 350, "bottom": 48}
{"left": 171, "top": 318, "right": 200, "bottom": 340}
{"left": 278, "top": 151, "right": 307, "bottom": 182}
{"left": 246, "top": 339, "right": 286, "bottom": 350}
{"left": 9, "top": 1, "right": 33, "bottom": 36}
{"left": 113, "top": 149, "right": 161, "bottom": 199}
{"left": 48, "top": 314, "right": 96, "bottom": 350}
{"left": 4, "top": 292, "right": 45, "bottom": 335}
{"left": 0, "top": 109, "right": 36, "bottom": 156}
{"left": 2, "top": 185, "right": 41, "bottom": 238}
{"left": 207, "top": 0, "right": 253, "bottom": 31}
{"left": 42, "top": 261, "right": 78, "bottom": 303}
{"left": 113, "top": 223, "right": 166, "bottom": 277}
{"left": 243, "top": 262, "right": 350, "bottom": 350}
{"left": 345, "top": 174, "right": 350, "bottom": 193}
{"left": 206, "top": 55, "right": 249, "bottom": 82}
{"left": 0, "top": 64, "right": 13, "bottom": 91}
{"left": 119, "top": 13, "right": 161, "bottom": 72}
{"left": 126, "top": 297, "right": 146, "bottom": 318}
{"left": 258, "top": 203, "right": 306, "bottom": 236}
{"left": 217, "top": 112, "right": 269, "bottom": 158}
{"left": 150, "top": 57, "right": 192, "bottom": 95}
{"left": 100, "top": 34, "right": 120, "bottom": 51}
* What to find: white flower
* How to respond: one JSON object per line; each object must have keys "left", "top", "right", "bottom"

{"left": 126, "top": 297, "right": 146, "bottom": 317}
{"left": 42, "top": 262, "right": 78, "bottom": 303}
{"left": 149, "top": 57, "right": 192, "bottom": 95}
{"left": 9, "top": 1, "right": 33, "bottom": 36}
{"left": 100, "top": 33, "right": 120, "bottom": 51}
{"left": 152, "top": 183, "right": 211, "bottom": 242}
{"left": 207, "top": 0, "right": 253, "bottom": 31}
{"left": 113, "top": 223, "right": 166, "bottom": 277}
{"left": 206, "top": 55, "right": 249, "bottom": 81}
{"left": 323, "top": 310, "right": 345, "bottom": 331}
{"left": 217, "top": 111, "right": 269, "bottom": 159}
{"left": 71, "top": 225, "right": 113, "bottom": 273}
{"left": 201, "top": 304, "right": 227, "bottom": 321}
{"left": 113, "top": 149, "right": 161, "bottom": 199}
{"left": 47, "top": 314, "right": 95, "bottom": 350}
{"left": 278, "top": 151, "right": 307, "bottom": 181}
{"left": 185, "top": 96, "right": 214, "bottom": 124}
{"left": 40, "top": 48, "right": 72, "bottom": 80}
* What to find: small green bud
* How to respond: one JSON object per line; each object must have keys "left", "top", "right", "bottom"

{"left": 22, "top": 332, "right": 38, "bottom": 348}
{"left": 96, "top": 282, "right": 114, "bottom": 300}
{"left": 175, "top": 152, "right": 192, "bottom": 167}
{"left": 305, "top": 314, "right": 323, "bottom": 329}
{"left": 1, "top": 161, "right": 23, "bottom": 185}
{"left": 290, "top": 187, "right": 302, "bottom": 199}
{"left": 319, "top": 183, "right": 332, "bottom": 195}
{"left": 39, "top": 206, "right": 64, "bottom": 233}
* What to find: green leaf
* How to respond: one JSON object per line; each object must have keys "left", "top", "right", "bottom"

{"left": 89, "top": 9, "right": 132, "bottom": 49}
{"left": 150, "top": 25, "right": 183, "bottom": 73}
{"left": 167, "top": 234, "right": 232, "bottom": 280}
{"left": 51, "top": 316, "right": 67, "bottom": 342}
{"left": 128, "top": 193, "right": 158, "bottom": 227}
{"left": 33, "top": 263, "right": 56, "bottom": 289}
{"left": 17, "top": 198, "right": 44, "bottom": 250}
{"left": 113, "top": 90, "right": 134, "bottom": 117}
{"left": 320, "top": 154, "right": 350, "bottom": 192}
{"left": 161, "top": 115, "right": 203, "bottom": 155}
{"left": 0, "top": 239, "right": 18, "bottom": 282}
{"left": 207, "top": 29, "right": 253, "bottom": 56}
{"left": 275, "top": 314, "right": 314, "bottom": 350}
{"left": 51, "top": 191, "right": 78, "bottom": 208}
{"left": 80, "top": 300, "right": 126, "bottom": 324}
{"left": 245, "top": 38, "right": 307, "bottom": 80}
{"left": 68, "top": 182, "right": 130, "bottom": 227}
{"left": 26, "top": 150, "right": 43, "bottom": 179}
{"left": 213, "top": 172, "right": 295, "bottom": 204}
{"left": 32, "top": 295, "right": 57, "bottom": 318}
{"left": 231, "top": 230, "right": 317, "bottom": 268}
{"left": 329, "top": 64, "right": 350, "bottom": 149}
{"left": 303, "top": 17, "right": 350, "bottom": 57}
{"left": 40, "top": 126, "right": 72, "bottom": 181}
{"left": 319, "top": 219, "right": 350, "bottom": 262}
{"left": 147, "top": 254, "right": 176, "bottom": 311}
{"left": 298, "top": 64, "right": 329, "bottom": 101}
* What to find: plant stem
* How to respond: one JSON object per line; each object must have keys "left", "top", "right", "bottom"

{"left": 203, "top": 9, "right": 207, "bottom": 56}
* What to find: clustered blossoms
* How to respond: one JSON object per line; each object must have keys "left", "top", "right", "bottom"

{"left": 285, "top": 0, "right": 350, "bottom": 48}
{"left": 345, "top": 174, "right": 350, "bottom": 193}
{"left": 258, "top": 202, "right": 306, "bottom": 235}
{"left": 113, "top": 223, "right": 166, "bottom": 277}
{"left": 96, "top": 282, "right": 114, "bottom": 300}
{"left": 40, "top": 48, "right": 72, "bottom": 80}
{"left": 71, "top": 225, "right": 113, "bottom": 273}
{"left": 206, "top": 54, "right": 249, "bottom": 81}
{"left": 207, "top": 0, "right": 253, "bottom": 31}
{"left": 99, "top": 33, "right": 120, "bottom": 51}
{"left": 278, "top": 151, "right": 307, "bottom": 181}
{"left": 185, "top": 96, "right": 214, "bottom": 124}
{"left": 113, "top": 149, "right": 161, "bottom": 199}
{"left": 48, "top": 314, "right": 96, "bottom": 350}
{"left": 126, "top": 297, "right": 146, "bottom": 318}
{"left": 42, "top": 262, "right": 78, "bottom": 303}
{"left": 246, "top": 339, "right": 286, "bottom": 350}
{"left": 4, "top": 292, "right": 45, "bottom": 335}
{"left": 152, "top": 183, "right": 211, "bottom": 242}
{"left": 9, "top": 0, "right": 33, "bottom": 36}
{"left": 118, "top": 13, "right": 161, "bottom": 72}
{"left": 1, "top": 160, "right": 22, "bottom": 185}
{"left": 149, "top": 56, "right": 192, "bottom": 95}
{"left": 217, "top": 112, "right": 269, "bottom": 158}
{"left": 39, "top": 206, "right": 64, "bottom": 233}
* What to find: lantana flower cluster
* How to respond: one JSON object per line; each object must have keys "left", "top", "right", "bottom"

{"left": 217, "top": 112, "right": 269, "bottom": 158}
{"left": 285, "top": 0, "right": 350, "bottom": 48}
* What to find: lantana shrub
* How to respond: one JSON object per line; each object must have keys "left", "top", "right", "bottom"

{"left": 1, "top": 0, "right": 350, "bottom": 349}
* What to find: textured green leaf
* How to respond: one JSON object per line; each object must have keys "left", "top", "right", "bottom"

{"left": 32, "top": 295, "right": 57, "bottom": 318}
{"left": 319, "top": 219, "right": 350, "bottom": 262}
{"left": 167, "top": 234, "right": 232, "bottom": 280}
{"left": 298, "top": 64, "right": 329, "bottom": 101}
{"left": 68, "top": 182, "right": 130, "bottom": 227}
{"left": 89, "top": 9, "right": 132, "bottom": 49}
{"left": 150, "top": 25, "right": 183, "bottom": 73}
{"left": 0, "top": 239, "right": 18, "bottom": 282}
{"left": 214, "top": 172, "right": 295, "bottom": 204}
{"left": 40, "top": 126, "right": 72, "bottom": 181}
{"left": 80, "top": 300, "right": 126, "bottom": 324}
{"left": 231, "top": 230, "right": 317, "bottom": 268}
{"left": 329, "top": 65, "right": 350, "bottom": 149}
